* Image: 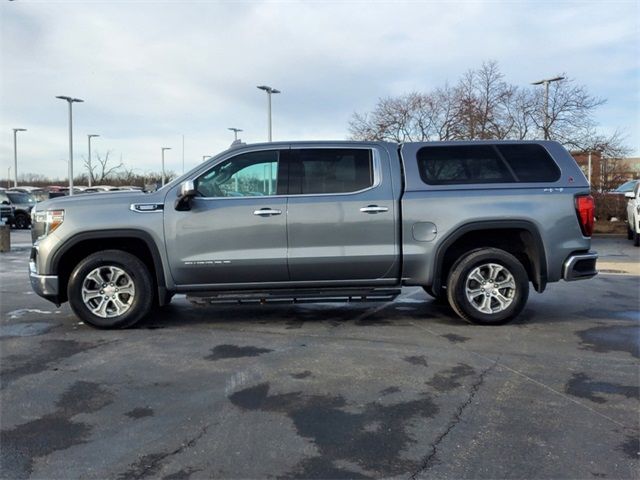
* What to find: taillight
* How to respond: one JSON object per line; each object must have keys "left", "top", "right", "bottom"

{"left": 575, "top": 195, "right": 594, "bottom": 237}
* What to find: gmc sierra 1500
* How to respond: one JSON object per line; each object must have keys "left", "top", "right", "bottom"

{"left": 30, "top": 140, "right": 597, "bottom": 328}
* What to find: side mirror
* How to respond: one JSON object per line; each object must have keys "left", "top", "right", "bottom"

{"left": 175, "top": 180, "right": 197, "bottom": 211}
{"left": 625, "top": 192, "right": 635, "bottom": 199}
{"left": 178, "top": 180, "right": 196, "bottom": 199}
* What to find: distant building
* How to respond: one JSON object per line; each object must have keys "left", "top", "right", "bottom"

{"left": 571, "top": 152, "right": 639, "bottom": 191}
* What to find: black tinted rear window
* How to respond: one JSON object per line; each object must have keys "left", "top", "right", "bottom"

{"left": 497, "top": 144, "right": 561, "bottom": 182}
{"left": 417, "top": 144, "right": 560, "bottom": 185}
{"left": 290, "top": 148, "right": 374, "bottom": 195}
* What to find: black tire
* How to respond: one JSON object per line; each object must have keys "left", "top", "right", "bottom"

{"left": 628, "top": 226, "right": 634, "bottom": 240}
{"left": 67, "top": 250, "right": 153, "bottom": 329}
{"left": 634, "top": 230, "right": 640, "bottom": 247}
{"left": 14, "top": 213, "right": 29, "bottom": 229}
{"left": 447, "top": 248, "right": 529, "bottom": 325}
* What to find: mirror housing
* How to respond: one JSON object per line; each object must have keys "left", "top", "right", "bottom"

{"left": 178, "top": 180, "right": 196, "bottom": 199}
{"left": 175, "top": 180, "right": 197, "bottom": 211}
{"left": 624, "top": 191, "right": 635, "bottom": 199}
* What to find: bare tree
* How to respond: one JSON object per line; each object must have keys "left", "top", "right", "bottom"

{"left": 84, "top": 150, "right": 124, "bottom": 184}
{"left": 531, "top": 77, "right": 605, "bottom": 149}
{"left": 348, "top": 61, "right": 626, "bottom": 159}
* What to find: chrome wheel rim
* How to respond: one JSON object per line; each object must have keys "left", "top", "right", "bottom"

{"left": 465, "top": 263, "right": 516, "bottom": 314}
{"left": 81, "top": 266, "right": 135, "bottom": 318}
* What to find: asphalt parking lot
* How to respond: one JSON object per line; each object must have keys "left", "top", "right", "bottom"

{"left": 1, "top": 230, "right": 639, "bottom": 479}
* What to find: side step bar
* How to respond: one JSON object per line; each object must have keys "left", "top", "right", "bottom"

{"left": 187, "top": 288, "right": 401, "bottom": 306}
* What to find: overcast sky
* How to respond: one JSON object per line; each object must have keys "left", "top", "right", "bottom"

{"left": 1, "top": 0, "right": 638, "bottom": 180}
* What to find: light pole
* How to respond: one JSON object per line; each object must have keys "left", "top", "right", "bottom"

{"left": 531, "top": 76, "right": 565, "bottom": 140}
{"left": 228, "top": 127, "right": 243, "bottom": 141}
{"left": 161, "top": 147, "right": 171, "bottom": 186}
{"left": 12, "top": 128, "right": 26, "bottom": 188}
{"left": 56, "top": 96, "right": 84, "bottom": 195}
{"left": 257, "top": 85, "right": 280, "bottom": 142}
{"left": 87, "top": 134, "right": 99, "bottom": 187}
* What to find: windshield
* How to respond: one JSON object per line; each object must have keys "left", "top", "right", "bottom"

{"left": 6, "top": 192, "right": 34, "bottom": 204}
{"left": 614, "top": 180, "right": 638, "bottom": 193}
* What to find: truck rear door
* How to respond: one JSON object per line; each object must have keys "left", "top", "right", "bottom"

{"left": 286, "top": 145, "right": 399, "bottom": 283}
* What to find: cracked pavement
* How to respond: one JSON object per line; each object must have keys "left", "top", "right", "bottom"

{"left": 1, "top": 232, "right": 639, "bottom": 479}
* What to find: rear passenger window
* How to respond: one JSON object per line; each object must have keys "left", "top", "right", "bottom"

{"left": 290, "top": 149, "right": 374, "bottom": 194}
{"left": 417, "top": 144, "right": 560, "bottom": 185}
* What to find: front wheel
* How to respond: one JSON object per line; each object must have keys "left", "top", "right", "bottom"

{"left": 447, "top": 248, "right": 529, "bottom": 325}
{"left": 68, "top": 250, "right": 153, "bottom": 329}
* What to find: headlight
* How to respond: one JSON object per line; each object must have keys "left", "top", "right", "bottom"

{"left": 33, "top": 209, "right": 64, "bottom": 238}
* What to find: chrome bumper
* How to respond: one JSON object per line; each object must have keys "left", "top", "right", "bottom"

{"left": 563, "top": 252, "right": 598, "bottom": 281}
{"left": 29, "top": 259, "right": 60, "bottom": 303}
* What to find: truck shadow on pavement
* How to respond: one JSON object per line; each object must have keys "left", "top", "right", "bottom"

{"left": 138, "top": 294, "right": 555, "bottom": 331}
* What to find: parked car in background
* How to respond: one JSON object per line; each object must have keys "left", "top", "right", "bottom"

{"left": 8, "top": 187, "right": 49, "bottom": 203}
{"left": 0, "top": 203, "right": 12, "bottom": 225}
{"left": 612, "top": 179, "right": 639, "bottom": 195}
{"left": 625, "top": 182, "right": 640, "bottom": 246}
{"left": 0, "top": 190, "right": 35, "bottom": 228}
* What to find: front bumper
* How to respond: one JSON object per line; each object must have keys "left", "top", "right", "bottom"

{"left": 29, "top": 259, "right": 60, "bottom": 305}
{"left": 563, "top": 251, "right": 598, "bottom": 281}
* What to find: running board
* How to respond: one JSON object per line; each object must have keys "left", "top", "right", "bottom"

{"left": 187, "top": 288, "right": 401, "bottom": 306}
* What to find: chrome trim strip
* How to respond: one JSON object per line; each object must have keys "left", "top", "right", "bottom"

{"left": 130, "top": 203, "right": 164, "bottom": 213}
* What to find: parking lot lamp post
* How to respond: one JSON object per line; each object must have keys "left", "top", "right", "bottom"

{"left": 257, "top": 86, "right": 280, "bottom": 142}
{"left": 12, "top": 128, "right": 26, "bottom": 188}
{"left": 228, "top": 127, "right": 243, "bottom": 142}
{"left": 56, "top": 96, "right": 84, "bottom": 195}
{"left": 161, "top": 147, "right": 171, "bottom": 186}
{"left": 531, "top": 76, "right": 565, "bottom": 140}
{"left": 87, "top": 134, "right": 99, "bottom": 187}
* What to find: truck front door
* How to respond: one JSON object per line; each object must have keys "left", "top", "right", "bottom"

{"left": 164, "top": 148, "right": 289, "bottom": 286}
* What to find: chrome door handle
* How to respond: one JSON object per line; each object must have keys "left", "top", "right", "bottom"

{"left": 360, "top": 205, "right": 389, "bottom": 214}
{"left": 253, "top": 208, "right": 282, "bottom": 216}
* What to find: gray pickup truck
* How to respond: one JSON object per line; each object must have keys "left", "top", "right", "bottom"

{"left": 29, "top": 140, "right": 597, "bottom": 328}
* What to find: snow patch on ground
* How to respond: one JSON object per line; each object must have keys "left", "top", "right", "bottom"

{"left": 7, "top": 308, "right": 53, "bottom": 319}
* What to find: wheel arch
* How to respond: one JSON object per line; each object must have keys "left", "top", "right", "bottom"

{"left": 431, "top": 220, "right": 547, "bottom": 296}
{"left": 50, "top": 229, "right": 169, "bottom": 305}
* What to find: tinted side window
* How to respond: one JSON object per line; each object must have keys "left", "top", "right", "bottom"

{"left": 290, "top": 149, "right": 374, "bottom": 194}
{"left": 417, "top": 144, "right": 561, "bottom": 185}
{"left": 195, "top": 150, "right": 282, "bottom": 197}
{"left": 496, "top": 144, "right": 560, "bottom": 182}
{"left": 417, "top": 145, "right": 512, "bottom": 185}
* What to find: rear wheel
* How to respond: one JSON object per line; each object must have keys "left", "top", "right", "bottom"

{"left": 634, "top": 230, "right": 640, "bottom": 247}
{"left": 447, "top": 248, "right": 529, "bottom": 325}
{"left": 68, "top": 250, "right": 153, "bottom": 329}
{"left": 628, "top": 225, "right": 634, "bottom": 240}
